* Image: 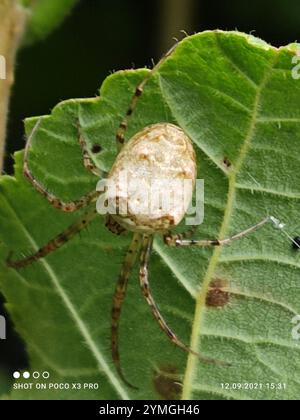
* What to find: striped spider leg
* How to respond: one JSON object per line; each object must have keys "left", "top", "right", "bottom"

{"left": 111, "top": 233, "right": 142, "bottom": 389}
{"left": 139, "top": 234, "right": 227, "bottom": 364}
{"left": 115, "top": 42, "right": 178, "bottom": 151}
{"left": 7, "top": 118, "right": 105, "bottom": 268}
{"left": 7, "top": 207, "right": 99, "bottom": 269}
{"left": 23, "top": 119, "right": 101, "bottom": 212}
{"left": 163, "top": 216, "right": 272, "bottom": 247}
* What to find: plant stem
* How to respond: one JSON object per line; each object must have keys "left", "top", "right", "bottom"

{"left": 0, "top": 0, "right": 26, "bottom": 173}
{"left": 158, "top": 0, "right": 197, "bottom": 54}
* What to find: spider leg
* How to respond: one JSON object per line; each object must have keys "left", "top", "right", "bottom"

{"left": 170, "top": 225, "right": 199, "bottom": 241}
{"left": 23, "top": 118, "right": 100, "bottom": 212}
{"left": 164, "top": 217, "right": 271, "bottom": 247}
{"left": 111, "top": 233, "right": 142, "bottom": 389}
{"left": 139, "top": 234, "right": 196, "bottom": 354}
{"left": 7, "top": 207, "right": 98, "bottom": 269}
{"left": 77, "top": 121, "right": 106, "bottom": 178}
{"left": 139, "top": 234, "right": 224, "bottom": 365}
{"left": 116, "top": 42, "right": 178, "bottom": 151}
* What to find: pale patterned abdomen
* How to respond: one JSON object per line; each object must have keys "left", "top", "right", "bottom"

{"left": 107, "top": 123, "right": 197, "bottom": 233}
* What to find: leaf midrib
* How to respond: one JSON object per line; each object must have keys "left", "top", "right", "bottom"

{"left": 180, "top": 46, "right": 279, "bottom": 399}
{"left": 152, "top": 34, "right": 281, "bottom": 399}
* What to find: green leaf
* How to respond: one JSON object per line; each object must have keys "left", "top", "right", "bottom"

{"left": 20, "top": 0, "right": 78, "bottom": 45}
{"left": 1, "top": 30, "right": 300, "bottom": 400}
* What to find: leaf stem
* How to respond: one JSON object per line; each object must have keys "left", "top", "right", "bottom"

{"left": 0, "top": 0, "right": 26, "bottom": 173}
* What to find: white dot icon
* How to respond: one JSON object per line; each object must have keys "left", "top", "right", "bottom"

{"left": 42, "top": 371, "right": 50, "bottom": 379}
{"left": 13, "top": 371, "right": 20, "bottom": 379}
{"left": 23, "top": 371, "right": 30, "bottom": 379}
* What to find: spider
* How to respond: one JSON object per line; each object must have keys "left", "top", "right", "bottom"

{"left": 7, "top": 43, "right": 273, "bottom": 389}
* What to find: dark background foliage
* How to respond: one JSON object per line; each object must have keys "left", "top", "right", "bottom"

{"left": 1, "top": 0, "right": 299, "bottom": 391}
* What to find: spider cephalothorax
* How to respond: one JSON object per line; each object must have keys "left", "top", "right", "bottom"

{"left": 7, "top": 41, "right": 272, "bottom": 389}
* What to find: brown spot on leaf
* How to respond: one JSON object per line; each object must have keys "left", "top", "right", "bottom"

{"left": 223, "top": 157, "right": 232, "bottom": 169}
{"left": 206, "top": 278, "right": 230, "bottom": 308}
{"left": 92, "top": 144, "right": 102, "bottom": 154}
{"left": 153, "top": 365, "right": 181, "bottom": 400}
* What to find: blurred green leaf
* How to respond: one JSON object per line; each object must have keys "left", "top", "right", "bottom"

{"left": 21, "top": 0, "right": 78, "bottom": 45}
{"left": 0, "top": 31, "right": 300, "bottom": 400}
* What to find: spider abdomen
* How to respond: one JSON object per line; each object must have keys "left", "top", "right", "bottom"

{"left": 107, "top": 123, "right": 197, "bottom": 233}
